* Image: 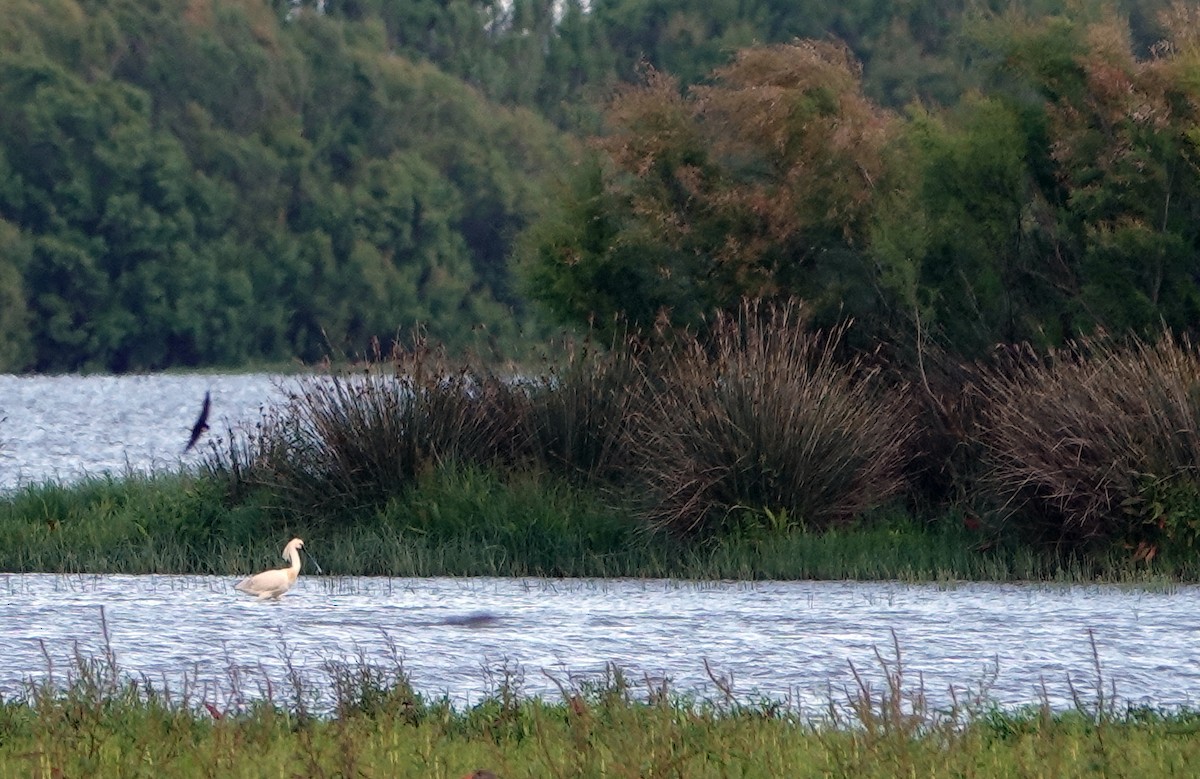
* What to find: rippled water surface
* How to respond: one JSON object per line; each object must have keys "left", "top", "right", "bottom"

{"left": 4, "top": 574, "right": 1200, "bottom": 713}
{"left": 0, "top": 373, "right": 286, "bottom": 489}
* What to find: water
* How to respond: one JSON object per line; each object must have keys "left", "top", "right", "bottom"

{"left": 2, "top": 374, "right": 1200, "bottom": 715}
{"left": 3, "top": 574, "right": 1199, "bottom": 714}
{"left": 0, "top": 373, "right": 287, "bottom": 490}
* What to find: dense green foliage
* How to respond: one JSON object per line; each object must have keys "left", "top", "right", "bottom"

{"left": 4, "top": 624, "right": 1200, "bottom": 777}
{"left": 518, "top": 6, "right": 1200, "bottom": 358}
{"left": 315, "top": 0, "right": 1178, "bottom": 115}
{"left": 0, "top": 0, "right": 572, "bottom": 371}
{"left": 2, "top": 0, "right": 1195, "bottom": 372}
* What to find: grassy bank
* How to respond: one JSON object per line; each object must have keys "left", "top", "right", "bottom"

{"left": 3, "top": 637, "right": 1200, "bottom": 778}
{"left": 0, "top": 466, "right": 1191, "bottom": 581}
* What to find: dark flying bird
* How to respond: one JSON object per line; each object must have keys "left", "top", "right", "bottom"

{"left": 184, "top": 391, "right": 211, "bottom": 452}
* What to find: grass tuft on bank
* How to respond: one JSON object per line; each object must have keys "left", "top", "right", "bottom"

{"left": 4, "top": 629, "right": 1200, "bottom": 778}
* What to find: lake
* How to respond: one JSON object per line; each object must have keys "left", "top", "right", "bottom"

{"left": 2, "top": 374, "right": 1199, "bottom": 714}
{"left": 3, "top": 573, "right": 1198, "bottom": 714}
{"left": 0, "top": 372, "right": 287, "bottom": 490}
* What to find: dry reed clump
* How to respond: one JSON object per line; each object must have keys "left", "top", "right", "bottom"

{"left": 205, "top": 338, "right": 525, "bottom": 521}
{"left": 628, "top": 300, "right": 915, "bottom": 536}
{"left": 976, "top": 332, "right": 1200, "bottom": 551}
{"left": 205, "top": 326, "right": 652, "bottom": 527}
{"left": 900, "top": 341, "right": 988, "bottom": 515}
{"left": 518, "top": 331, "right": 647, "bottom": 484}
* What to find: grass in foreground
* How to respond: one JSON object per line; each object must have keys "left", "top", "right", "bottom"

{"left": 3, "top": 633, "right": 1200, "bottom": 778}
{"left": 0, "top": 466, "right": 1195, "bottom": 582}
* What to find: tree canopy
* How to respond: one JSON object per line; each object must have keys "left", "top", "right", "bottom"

{"left": 519, "top": 5, "right": 1200, "bottom": 356}
{"left": 1, "top": 0, "right": 1196, "bottom": 371}
{"left": 0, "top": 0, "right": 572, "bottom": 371}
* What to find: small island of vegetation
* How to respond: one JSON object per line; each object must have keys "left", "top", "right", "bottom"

{"left": 2, "top": 0, "right": 1200, "bottom": 583}
{"left": 5, "top": 303, "right": 1200, "bottom": 583}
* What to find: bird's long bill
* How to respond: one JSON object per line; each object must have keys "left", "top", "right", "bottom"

{"left": 304, "top": 550, "right": 323, "bottom": 575}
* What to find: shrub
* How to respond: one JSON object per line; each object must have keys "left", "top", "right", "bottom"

{"left": 519, "top": 330, "right": 647, "bottom": 485}
{"left": 629, "top": 300, "right": 915, "bottom": 536}
{"left": 204, "top": 337, "right": 525, "bottom": 522}
{"left": 893, "top": 339, "right": 993, "bottom": 536}
{"left": 204, "top": 328, "right": 653, "bottom": 524}
{"left": 976, "top": 332, "right": 1200, "bottom": 551}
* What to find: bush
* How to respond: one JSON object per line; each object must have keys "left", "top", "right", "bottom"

{"left": 629, "top": 300, "right": 915, "bottom": 536}
{"left": 203, "top": 308, "right": 918, "bottom": 540}
{"left": 519, "top": 329, "right": 647, "bottom": 485}
{"left": 898, "top": 340, "right": 988, "bottom": 516}
{"left": 976, "top": 332, "right": 1200, "bottom": 551}
{"left": 204, "top": 328, "right": 652, "bottom": 525}
{"left": 204, "top": 337, "right": 525, "bottom": 523}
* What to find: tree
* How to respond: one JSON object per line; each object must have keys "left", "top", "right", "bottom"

{"left": 870, "top": 95, "right": 1058, "bottom": 355}
{"left": 871, "top": 7, "right": 1200, "bottom": 357}
{"left": 0, "top": 0, "right": 573, "bottom": 371}
{"left": 973, "top": 8, "right": 1200, "bottom": 344}
{"left": 0, "top": 218, "right": 33, "bottom": 371}
{"left": 519, "top": 42, "right": 895, "bottom": 337}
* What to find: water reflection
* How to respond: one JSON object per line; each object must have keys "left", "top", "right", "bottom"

{"left": 3, "top": 574, "right": 1198, "bottom": 713}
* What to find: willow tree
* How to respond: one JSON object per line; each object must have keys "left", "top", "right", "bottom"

{"left": 519, "top": 41, "right": 896, "bottom": 338}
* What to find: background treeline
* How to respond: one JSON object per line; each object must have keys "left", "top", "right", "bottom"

{"left": 0, "top": 0, "right": 1194, "bottom": 373}
{"left": 520, "top": 3, "right": 1200, "bottom": 364}
{"left": 0, "top": 0, "right": 571, "bottom": 371}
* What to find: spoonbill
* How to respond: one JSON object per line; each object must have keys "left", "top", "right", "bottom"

{"left": 184, "top": 390, "right": 211, "bottom": 452}
{"left": 235, "top": 538, "right": 306, "bottom": 600}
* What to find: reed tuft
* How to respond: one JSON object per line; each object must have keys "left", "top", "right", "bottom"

{"left": 629, "top": 300, "right": 915, "bottom": 536}
{"left": 204, "top": 336, "right": 524, "bottom": 523}
{"left": 518, "top": 329, "right": 647, "bottom": 485}
{"left": 977, "top": 331, "right": 1200, "bottom": 550}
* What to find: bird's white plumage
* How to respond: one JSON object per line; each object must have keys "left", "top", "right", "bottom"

{"left": 235, "top": 538, "right": 304, "bottom": 600}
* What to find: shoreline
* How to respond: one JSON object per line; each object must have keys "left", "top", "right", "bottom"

{"left": 0, "top": 469, "right": 1187, "bottom": 583}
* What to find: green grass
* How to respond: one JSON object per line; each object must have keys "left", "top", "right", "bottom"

{"left": 1, "top": 466, "right": 1197, "bottom": 581}
{"left": 4, "top": 634, "right": 1200, "bottom": 778}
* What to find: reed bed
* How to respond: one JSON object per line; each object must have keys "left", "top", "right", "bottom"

{"left": 518, "top": 330, "right": 647, "bottom": 485}
{"left": 204, "top": 337, "right": 528, "bottom": 523}
{"left": 3, "top": 630, "right": 1200, "bottom": 777}
{"left": 6, "top": 313, "right": 1200, "bottom": 577}
{"left": 205, "top": 301, "right": 918, "bottom": 540}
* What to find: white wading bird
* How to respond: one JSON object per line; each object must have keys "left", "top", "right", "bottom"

{"left": 235, "top": 538, "right": 306, "bottom": 600}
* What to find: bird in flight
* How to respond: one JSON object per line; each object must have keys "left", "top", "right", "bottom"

{"left": 184, "top": 390, "right": 211, "bottom": 452}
